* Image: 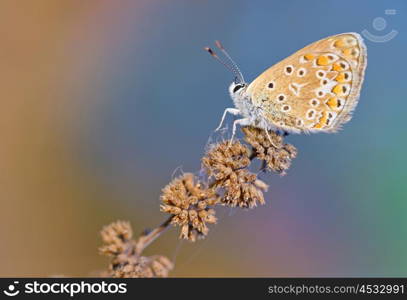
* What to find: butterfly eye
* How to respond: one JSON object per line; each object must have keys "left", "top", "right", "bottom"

{"left": 233, "top": 84, "right": 244, "bottom": 93}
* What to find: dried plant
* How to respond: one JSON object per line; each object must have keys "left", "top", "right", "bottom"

{"left": 242, "top": 127, "right": 297, "bottom": 174}
{"left": 160, "top": 173, "right": 219, "bottom": 242}
{"left": 99, "top": 221, "right": 173, "bottom": 278}
{"left": 202, "top": 141, "right": 268, "bottom": 208}
{"left": 99, "top": 126, "right": 297, "bottom": 277}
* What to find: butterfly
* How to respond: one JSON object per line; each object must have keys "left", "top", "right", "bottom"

{"left": 205, "top": 33, "right": 367, "bottom": 142}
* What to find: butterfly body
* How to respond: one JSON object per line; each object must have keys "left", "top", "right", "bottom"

{"left": 217, "top": 33, "right": 367, "bottom": 138}
{"left": 228, "top": 85, "right": 278, "bottom": 132}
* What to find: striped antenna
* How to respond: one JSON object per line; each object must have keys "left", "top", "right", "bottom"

{"left": 204, "top": 42, "right": 245, "bottom": 83}
{"left": 215, "top": 40, "right": 245, "bottom": 83}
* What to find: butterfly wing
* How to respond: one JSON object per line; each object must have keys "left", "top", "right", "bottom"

{"left": 245, "top": 32, "right": 367, "bottom": 133}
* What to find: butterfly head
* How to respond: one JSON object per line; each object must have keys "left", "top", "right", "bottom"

{"left": 205, "top": 40, "right": 246, "bottom": 94}
{"left": 229, "top": 80, "right": 247, "bottom": 97}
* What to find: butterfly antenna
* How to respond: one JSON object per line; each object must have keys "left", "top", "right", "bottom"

{"left": 215, "top": 40, "right": 245, "bottom": 83}
{"left": 204, "top": 47, "right": 242, "bottom": 82}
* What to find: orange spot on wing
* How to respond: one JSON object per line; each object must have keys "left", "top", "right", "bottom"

{"left": 332, "top": 63, "right": 343, "bottom": 71}
{"left": 326, "top": 97, "right": 338, "bottom": 109}
{"left": 317, "top": 56, "right": 329, "bottom": 66}
{"left": 342, "top": 48, "right": 353, "bottom": 57}
{"left": 332, "top": 84, "right": 343, "bottom": 95}
{"left": 335, "top": 73, "right": 346, "bottom": 83}
{"left": 334, "top": 39, "right": 346, "bottom": 48}
{"left": 304, "top": 54, "right": 314, "bottom": 60}
{"left": 313, "top": 112, "right": 328, "bottom": 129}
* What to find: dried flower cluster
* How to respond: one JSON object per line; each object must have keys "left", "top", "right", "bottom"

{"left": 202, "top": 141, "right": 268, "bottom": 208}
{"left": 242, "top": 127, "right": 297, "bottom": 174}
{"left": 100, "top": 221, "right": 135, "bottom": 256}
{"left": 99, "top": 126, "right": 297, "bottom": 277}
{"left": 160, "top": 173, "right": 219, "bottom": 242}
{"left": 160, "top": 126, "right": 297, "bottom": 241}
{"left": 100, "top": 221, "right": 173, "bottom": 278}
{"left": 158, "top": 138, "right": 273, "bottom": 241}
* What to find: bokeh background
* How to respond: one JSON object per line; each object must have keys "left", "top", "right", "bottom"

{"left": 1, "top": 0, "right": 406, "bottom": 277}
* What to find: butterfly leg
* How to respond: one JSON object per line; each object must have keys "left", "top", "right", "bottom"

{"left": 229, "top": 117, "right": 251, "bottom": 146}
{"left": 264, "top": 129, "right": 281, "bottom": 149}
{"left": 215, "top": 108, "right": 241, "bottom": 131}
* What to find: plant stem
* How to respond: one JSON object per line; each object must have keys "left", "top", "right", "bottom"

{"left": 135, "top": 215, "right": 173, "bottom": 255}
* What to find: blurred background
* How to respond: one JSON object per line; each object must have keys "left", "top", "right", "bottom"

{"left": 1, "top": 0, "right": 406, "bottom": 277}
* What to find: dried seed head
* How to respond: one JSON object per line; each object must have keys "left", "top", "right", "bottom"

{"left": 100, "top": 221, "right": 173, "bottom": 278}
{"left": 242, "top": 127, "right": 297, "bottom": 175}
{"left": 99, "top": 221, "right": 134, "bottom": 256}
{"left": 202, "top": 141, "right": 268, "bottom": 208}
{"left": 109, "top": 255, "right": 173, "bottom": 278}
{"left": 221, "top": 169, "right": 268, "bottom": 208}
{"left": 160, "top": 173, "right": 219, "bottom": 242}
{"left": 149, "top": 255, "right": 174, "bottom": 277}
{"left": 202, "top": 140, "right": 251, "bottom": 180}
